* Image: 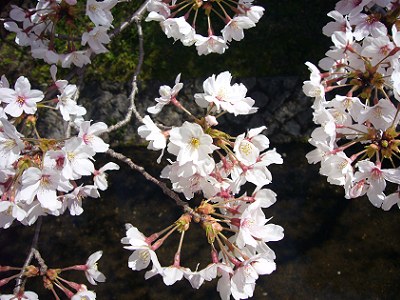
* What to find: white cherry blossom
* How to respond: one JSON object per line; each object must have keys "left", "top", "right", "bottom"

{"left": 0, "top": 76, "right": 44, "bottom": 117}
{"left": 167, "top": 122, "right": 218, "bottom": 166}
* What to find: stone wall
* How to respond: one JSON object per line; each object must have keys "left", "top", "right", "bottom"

{"left": 43, "top": 76, "right": 315, "bottom": 146}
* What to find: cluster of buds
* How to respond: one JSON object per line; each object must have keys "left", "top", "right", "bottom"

{"left": 124, "top": 71, "right": 284, "bottom": 299}
{"left": 145, "top": 0, "right": 264, "bottom": 55}
{"left": 0, "top": 67, "right": 119, "bottom": 228}
{"left": 0, "top": 250, "right": 105, "bottom": 299}
{"left": 4, "top": 0, "right": 118, "bottom": 67}
{"left": 303, "top": 0, "right": 400, "bottom": 209}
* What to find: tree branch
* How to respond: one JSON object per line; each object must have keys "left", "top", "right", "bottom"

{"left": 106, "top": 17, "right": 145, "bottom": 133}
{"left": 13, "top": 216, "right": 43, "bottom": 294}
{"left": 106, "top": 148, "right": 191, "bottom": 211}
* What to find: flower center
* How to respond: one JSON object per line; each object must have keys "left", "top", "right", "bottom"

{"left": 239, "top": 141, "right": 253, "bottom": 156}
{"left": 67, "top": 152, "right": 76, "bottom": 161}
{"left": 17, "top": 96, "right": 25, "bottom": 107}
{"left": 190, "top": 137, "right": 200, "bottom": 149}
{"left": 41, "top": 174, "right": 51, "bottom": 186}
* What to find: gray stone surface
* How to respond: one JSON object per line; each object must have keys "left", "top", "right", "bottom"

{"left": 44, "top": 76, "right": 315, "bottom": 146}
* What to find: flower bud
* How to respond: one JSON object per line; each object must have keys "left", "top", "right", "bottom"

{"left": 24, "top": 265, "right": 39, "bottom": 277}
{"left": 196, "top": 201, "right": 215, "bottom": 215}
{"left": 175, "top": 214, "right": 192, "bottom": 232}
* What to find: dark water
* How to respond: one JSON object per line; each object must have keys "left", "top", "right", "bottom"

{"left": 1, "top": 142, "right": 400, "bottom": 299}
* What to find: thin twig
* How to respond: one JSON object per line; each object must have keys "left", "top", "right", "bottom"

{"left": 106, "top": 148, "right": 191, "bottom": 210}
{"left": 107, "top": 17, "right": 145, "bottom": 133}
{"left": 32, "top": 249, "right": 47, "bottom": 275}
{"left": 13, "top": 216, "right": 43, "bottom": 294}
{"left": 109, "top": 0, "right": 151, "bottom": 40}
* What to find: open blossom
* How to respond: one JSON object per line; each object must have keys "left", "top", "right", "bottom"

{"left": 161, "top": 17, "right": 194, "bottom": 42}
{"left": 222, "top": 16, "right": 255, "bottom": 42}
{"left": 195, "top": 35, "right": 228, "bottom": 56}
{"left": 161, "top": 159, "right": 217, "bottom": 200}
{"left": 62, "top": 137, "right": 95, "bottom": 180}
{"left": 147, "top": 74, "right": 183, "bottom": 114}
{"left": 121, "top": 224, "right": 162, "bottom": 273}
{"left": 167, "top": 121, "right": 218, "bottom": 166}
{"left": 85, "top": 251, "right": 106, "bottom": 285}
{"left": 56, "top": 84, "right": 87, "bottom": 121}
{"left": 349, "top": 12, "right": 387, "bottom": 41}
{"left": 232, "top": 206, "right": 284, "bottom": 248}
{"left": 137, "top": 115, "right": 168, "bottom": 151}
{"left": 230, "top": 253, "right": 276, "bottom": 300}
{"left": 78, "top": 121, "right": 109, "bottom": 153}
{"left": 61, "top": 185, "right": 100, "bottom": 216}
{"left": 0, "top": 201, "right": 26, "bottom": 229}
{"left": 61, "top": 51, "right": 91, "bottom": 68}
{"left": 231, "top": 148, "right": 283, "bottom": 191}
{"left": 0, "top": 118, "right": 25, "bottom": 168}
{"left": 18, "top": 166, "right": 73, "bottom": 211}
{"left": 86, "top": 0, "right": 118, "bottom": 27}
{"left": 352, "top": 161, "right": 400, "bottom": 207}
{"left": 0, "top": 76, "right": 43, "bottom": 117}
{"left": 81, "top": 26, "right": 111, "bottom": 54}
{"left": 94, "top": 162, "right": 119, "bottom": 191}
{"left": 195, "top": 71, "right": 257, "bottom": 115}
{"left": 233, "top": 126, "right": 270, "bottom": 165}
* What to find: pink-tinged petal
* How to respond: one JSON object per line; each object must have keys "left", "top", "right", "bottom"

{"left": 18, "top": 182, "right": 39, "bottom": 204}
{"left": 14, "top": 76, "right": 31, "bottom": 94}
{"left": 252, "top": 258, "right": 276, "bottom": 275}
{"left": 25, "top": 90, "right": 44, "bottom": 102}
{"left": 37, "top": 187, "right": 61, "bottom": 210}
{"left": 88, "top": 122, "right": 107, "bottom": 135}
{"left": 94, "top": 175, "right": 108, "bottom": 191}
{"left": 99, "top": 162, "right": 119, "bottom": 172}
{"left": 4, "top": 102, "right": 23, "bottom": 117}
{"left": 88, "top": 136, "right": 109, "bottom": 152}
{"left": 72, "top": 159, "right": 94, "bottom": 176}
{"left": 162, "top": 267, "right": 184, "bottom": 285}
{"left": 87, "top": 250, "right": 103, "bottom": 265}
{"left": 128, "top": 250, "right": 151, "bottom": 271}
{"left": 22, "top": 167, "right": 42, "bottom": 184}
{"left": 0, "top": 88, "right": 16, "bottom": 103}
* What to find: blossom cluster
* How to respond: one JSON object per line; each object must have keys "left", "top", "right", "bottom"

{"left": 303, "top": 0, "right": 400, "bottom": 210}
{"left": 0, "top": 67, "right": 119, "bottom": 229}
{"left": 124, "top": 71, "right": 284, "bottom": 299}
{"left": 0, "top": 250, "right": 105, "bottom": 299}
{"left": 4, "top": 0, "right": 118, "bottom": 67}
{"left": 145, "top": 0, "right": 264, "bottom": 55}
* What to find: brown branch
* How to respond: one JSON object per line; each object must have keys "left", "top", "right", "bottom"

{"left": 106, "top": 148, "right": 191, "bottom": 211}
{"left": 109, "top": 0, "right": 151, "bottom": 40}
{"left": 13, "top": 216, "right": 43, "bottom": 294}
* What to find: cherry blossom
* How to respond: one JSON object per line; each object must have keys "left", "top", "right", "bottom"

{"left": 84, "top": 251, "right": 106, "bottom": 285}
{"left": 94, "top": 162, "right": 120, "bottom": 191}
{"left": 147, "top": 74, "right": 183, "bottom": 114}
{"left": 0, "top": 76, "right": 43, "bottom": 117}
{"left": 167, "top": 122, "right": 218, "bottom": 166}
{"left": 78, "top": 121, "right": 109, "bottom": 153}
